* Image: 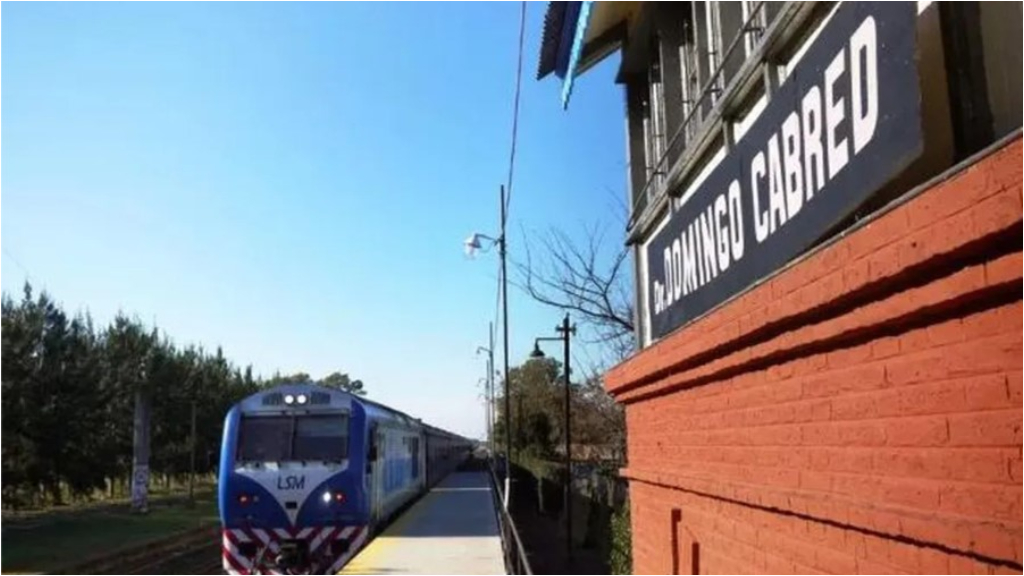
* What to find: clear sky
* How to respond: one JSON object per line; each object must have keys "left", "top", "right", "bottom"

{"left": 1, "top": 2, "right": 627, "bottom": 440}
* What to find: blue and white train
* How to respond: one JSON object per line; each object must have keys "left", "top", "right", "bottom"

{"left": 218, "top": 383, "right": 472, "bottom": 574}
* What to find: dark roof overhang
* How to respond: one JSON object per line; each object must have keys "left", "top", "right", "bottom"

{"left": 537, "top": 1, "right": 582, "bottom": 81}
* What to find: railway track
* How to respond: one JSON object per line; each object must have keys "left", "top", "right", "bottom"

{"left": 126, "top": 540, "right": 221, "bottom": 575}
{"left": 51, "top": 525, "right": 221, "bottom": 575}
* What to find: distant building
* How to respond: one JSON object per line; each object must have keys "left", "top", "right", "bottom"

{"left": 538, "top": 2, "right": 1021, "bottom": 573}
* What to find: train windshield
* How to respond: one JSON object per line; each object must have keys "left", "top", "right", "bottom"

{"left": 237, "top": 416, "right": 292, "bottom": 462}
{"left": 237, "top": 414, "right": 349, "bottom": 463}
{"left": 293, "top": 415, "right": 348, "bottom": 461}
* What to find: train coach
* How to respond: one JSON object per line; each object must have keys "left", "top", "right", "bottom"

{"left": 217, "top": 382, "right": 472, "bottom": 575}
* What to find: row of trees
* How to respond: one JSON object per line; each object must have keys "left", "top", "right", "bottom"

{"left": 1, "top": 282, "right": 365, "bottom": 509}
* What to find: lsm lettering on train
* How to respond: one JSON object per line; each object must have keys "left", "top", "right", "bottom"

{"left": 653, "top": 15, "right": 880, "bottom": 314}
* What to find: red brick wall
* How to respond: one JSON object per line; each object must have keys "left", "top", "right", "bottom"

{"left": 607, "top": 136, "right": 1022, "bottom": 574}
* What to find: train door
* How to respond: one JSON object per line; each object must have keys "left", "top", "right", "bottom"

{"left": 369, "top": 424, "right": 384, "bottom": 526}
{"left": 410, "top": 434, "right": 422, "bottom": 494}
{"left": 378, "top": 428, "right": 397, "bottom": 520}
{"left": 415, "top": 432, "right": 427, "bottom": 494}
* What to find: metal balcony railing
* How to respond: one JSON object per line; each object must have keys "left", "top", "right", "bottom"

{"left": 629, "top": 1, "right": 784, "bottom": 232}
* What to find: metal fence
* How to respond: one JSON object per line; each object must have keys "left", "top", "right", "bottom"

{"left": 488, "top": 458, "right": 533, "bottom": 575}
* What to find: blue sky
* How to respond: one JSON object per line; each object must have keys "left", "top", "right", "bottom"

{"left": 1, "top": 2, "right": 627, "bottom": 439}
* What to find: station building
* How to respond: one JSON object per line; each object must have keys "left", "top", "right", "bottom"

{"left": 538, "top": 1, "right": 1021, "bottom": 573}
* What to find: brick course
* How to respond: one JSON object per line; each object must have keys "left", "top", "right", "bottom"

{"left": 608, "top": 137, "right": 1023, "bottom": 574}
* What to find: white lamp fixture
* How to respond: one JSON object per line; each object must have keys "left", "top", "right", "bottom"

{"left": 464, "top": 232, "right": 499, "bottom": 259}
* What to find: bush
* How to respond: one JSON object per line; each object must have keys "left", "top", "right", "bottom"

{"left": 609, "top": 500, "right": 632, "bottom": 575}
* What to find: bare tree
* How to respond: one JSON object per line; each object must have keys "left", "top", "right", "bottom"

{"left": 514, "top": 220, "right": 634, "bottom": 464}
{"left": 511, "top": 189, "right": 635, "bottom": 463}
{"left": 515, "top": 222, "right": 636, "bottom": 361}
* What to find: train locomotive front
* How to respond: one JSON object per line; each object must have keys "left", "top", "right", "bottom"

{"left": 218, "top": 383, "right": 423, "bottom": 574}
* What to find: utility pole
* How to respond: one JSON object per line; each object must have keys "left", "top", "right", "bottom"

{"left": 557, "top": 313, "right": 576, "bottom": 568}
{"left": 531, "top": 313, "right": 577, "bottom": 568}
{"left": 500, "top": 184, "right": 513, "bottom": 508}
{"left": 465, "top": 186, "right": 514, "bottom": 508}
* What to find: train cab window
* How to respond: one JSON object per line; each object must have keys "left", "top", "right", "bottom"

{"left": 237, "top": 415, "right": 293, "bottom": 463}
{"left": 293, "top": 414, "right": 349, "bottom": 462}
{"left": 236, "top": 413, "right": 349, "bottom": 464}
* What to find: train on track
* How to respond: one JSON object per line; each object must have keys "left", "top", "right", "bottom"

{"left": 217, "top": 382, "right": 473, "bottom": 574}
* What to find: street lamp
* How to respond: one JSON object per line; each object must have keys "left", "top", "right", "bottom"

{"left": 476, "top": 322, "right": 496, "bottom": 457}
{"left": 530, "top": 312, "right": 577, "bottom": 567}
{"left": 465, "top": 185, "right": 513, "bottom": 509}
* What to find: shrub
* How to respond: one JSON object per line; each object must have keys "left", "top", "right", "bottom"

{"left": 609, "top": 499, "right": 632, "bottom": 575}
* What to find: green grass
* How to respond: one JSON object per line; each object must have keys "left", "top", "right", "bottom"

{"left": 1, "top": 493, "right": 219, "bottom": 574}
{"left": 3, "top": 477, "right": 218, "bottom": 518}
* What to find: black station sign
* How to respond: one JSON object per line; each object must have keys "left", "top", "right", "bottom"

{"left": 645, "top": 1, "right": 922, "bottom": 341}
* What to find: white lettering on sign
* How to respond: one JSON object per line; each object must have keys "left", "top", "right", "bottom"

{"left": 750, "top": 14, "right": 879, "bottom": 247}
{"left": 650, "top": 13, "right": 882, "bottom": 319}
{"left": 654, "top": 181, "right": 745, "bottom": 314}
{"left": 851, "top": 16, "right": 879, "bottom": 154}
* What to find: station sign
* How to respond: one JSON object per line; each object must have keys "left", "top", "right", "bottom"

{"left": 644, "top": 2, "right": 923, "bottom": 341}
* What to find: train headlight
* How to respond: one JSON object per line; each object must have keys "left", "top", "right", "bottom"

{"left": 284, "top": 394, "right": 295, "bottom": 405}
{"left": 322, "top": 490, "right": 345, "bottom": 504}
{"left": 296, "top": 394, "right": 308, "bottom": 405}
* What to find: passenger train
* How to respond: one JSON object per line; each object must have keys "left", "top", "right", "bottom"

{"left": 218, "top": 383, "right": 473, "bottom": 574}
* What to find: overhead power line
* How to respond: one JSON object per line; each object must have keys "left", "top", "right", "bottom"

{"left": 503, "top": 0, "right": 528, "bottom": 225}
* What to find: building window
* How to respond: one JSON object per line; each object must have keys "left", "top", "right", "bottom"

{"left": 626, "top": 78, "right": 649, "bottom": 214}
{"left": 717, "top": 2, "right": 746, "bottom": 85}
{"left": 647, "top": 37, "right": 668, "bottom": 191}
{"left": 679, "top": 11, "right": 701, "bottom": 144}
{"left": 627, "top": 1, "right": 786, "bottom": 224}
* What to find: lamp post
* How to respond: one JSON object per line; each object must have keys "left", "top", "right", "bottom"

{"left": 476, "top": 321, "right": 496, "bottom": 457}
{"left": 464, "top": 185, "right": 513, "bottom": 508}
{"left": 530, "top": 312, "right": 576, "bottom": 568}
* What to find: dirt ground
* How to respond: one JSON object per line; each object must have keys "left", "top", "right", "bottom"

{"left": 511, "top": 497, "right": 608, "bottom": 574}
{"left": 508, "top": 471, "right": 610, "bottom": 575}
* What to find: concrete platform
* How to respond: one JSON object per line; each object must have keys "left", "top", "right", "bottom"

{"left": 339, "top": 471, "right": 505, "bottom": 575}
